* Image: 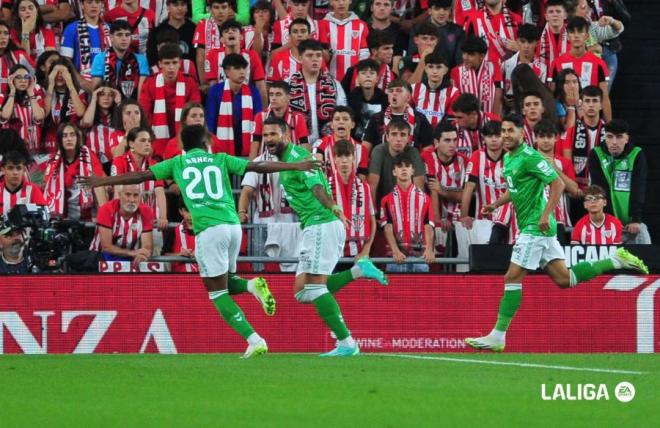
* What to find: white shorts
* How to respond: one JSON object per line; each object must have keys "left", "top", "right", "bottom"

{"left": 296, "top": 220, "right": 345, "bottom": 276}
{"left": 510, "top": 233, "right": 565, "bottom": 271}
{"left": 195, "top": 223, "right": 242, "bottom": 277}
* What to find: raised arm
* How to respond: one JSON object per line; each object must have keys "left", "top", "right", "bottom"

{"left": 245, "top": 159, "right": 320, "bottom": 173}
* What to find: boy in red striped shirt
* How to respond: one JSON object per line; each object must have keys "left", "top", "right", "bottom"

{"left": 571, "top": 185, "right": 623, "bottom": 245}
{"left": 0, "top": 150, "right": 46, "bottom": 215}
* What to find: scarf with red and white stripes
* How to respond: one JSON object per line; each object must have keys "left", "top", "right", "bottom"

{"left": 124, "top": 152, "right": 155, "bottom": 193}
{"left": 473, "top": 4, "right": 517, "bottom": 59}
{"left": 390, "top": 184, "right": 427, "bottom": 249}
{"left": 43, "top": 146, "right": 94, "bottom": 217}
{"left": 329, "top": 169, "right": 370, "bottom": 256}
{"left": 538, "top": 24, "right": 569, "bottom": 70}
{"left": 86, "top": 123, "right": 115, "bottom": 164}
{"left": 384, "top": 105, "right": 416, "bottom": 144}
{"left": 204, "top": 18, "right": 222, "bottom": 52}
{"left": 151, "top": 72, "right": 186, "bottom": 141}
{"left": 457, "top": 61, "right": 496, "bottom": 114}
{"left": 216, "top": 80, "right": 254, "bottom": 157}
{"left": 174, "top": 223, "right": 198, "bottom": 273}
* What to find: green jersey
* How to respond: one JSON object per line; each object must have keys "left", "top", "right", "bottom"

{"left": 150, "top": 148, "right": 248, "bottom": 234}
{"left": 278, "top": 143, "right": 336, "bottom": 228}
{"left": 503, "top": 143, "right": 559, "bottom": 237}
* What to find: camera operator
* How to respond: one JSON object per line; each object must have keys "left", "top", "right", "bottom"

{"left": 89, "top": 184, "right": 154, "bottom": 267}
{"left": 0, "top": 226, "right": 30, "bottom": 274}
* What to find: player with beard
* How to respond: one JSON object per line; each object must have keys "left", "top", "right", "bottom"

{"left": 464, "top": 114, "right": 647, "bottom": 352}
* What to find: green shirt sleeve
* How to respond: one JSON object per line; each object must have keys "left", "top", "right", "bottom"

{"left": 192, "top": 0, "right": 210, "bottom": 24}
{"left": 150, "top": 158, "right": 174, "bottom": 181}
{"left": 222, "top": 154, "right": 249, "bottom": 176}
{"left": 527, "top": 153, "right": 558, "bottom": 185}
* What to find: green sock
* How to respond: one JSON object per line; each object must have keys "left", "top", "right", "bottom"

{"left": 228, "top": 274, "right": 248, "bottom": 295}
{"left": 312, "top": 293, "right": 350, "bottom": 340}
{"left": 212, "top": 292, "right": 255, "bottom": 339}
{"left": 494, "top": 286, "right": 522, "bottom": 332}
{"left": 326, "top": 270, "right": 354, "bottom": 294}
{"left": 570, "top": 259, "right": 615, "bottom": 285}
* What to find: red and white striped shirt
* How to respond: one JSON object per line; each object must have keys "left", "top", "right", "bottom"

{"left": 0, "top": 180, "right": 47, "bottom": 215}
{"left": 272, "top": 15, "right": 319, "bottom": 46}
{"left": 380, "top": 184, "right": 433, "bottom": 255}
{"left": 86, "top": 123, "right": 116, "bottom": 164}
{"left": 493, "top": 201, "right": 519, "bottom": 244}
{"left": 422, "top": 150, "right": 468, "bottom": 221}
{"left": 318, "top": 13, "right": 369, "bottom": 82}
{"left": 90, "top": 198, "right": 153, "bottom": 251}
{"left": 0, "top": 51, "right": 34, "bottom": 94}
{"left": 411, "top": 83, "right": 459, "bottom": 128}
{"left": 104, "top": 6, "right": 156, "bottom": 54}
{"left": 328, "top": 171, "right": 374, "bottom": 256}
{"left": 267, "top": 49, "right": 301, "bottom": 83}
{"left": 253, "top": 108, "right": 310, "bottom": 149}
{"left": 463, "top": 6, "right": 522, "bottom": 64}
{"left": 111, "top": 152, "right": 164, "bottom": 218}
{"left": 466, "top": 149, "right": 506, "bottom": 219}
{"left": 548, "top": 51, "right": 609, "bottom": 88}
{"left": 0, "top": 89, "right": 46, "bottom": 155}
{"left": 170, "top": 223, "right": 198, "bottom": 273}
{"left": 315, "top": 135, "right": 369, "bottom": 175}
{"left": 450, "top": 60, "right": 503, "bottom": 115}
{"left": 571, "top": 214, "right": 622, "bottom": 245}
{"left": 451, "top": 111, "right": 500, "bottom": 157}
{"left": 204, "top": 47, "right": 266, "bottom": 84}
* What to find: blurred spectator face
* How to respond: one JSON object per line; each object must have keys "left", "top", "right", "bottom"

{"left": 453, "top": 110, "right": 478, "bottom": 129}
{"left": 97, "top": 87, "right": 116, "bottom": 109}
{"left": 301, "top": 49, "right": 323, "bottom": 74}
{"left": 179, "top": 207, "right": 193, "bottom": 228}
{"left": 224, "top": 65, "right": 246, "bottom": 84}
{"left": 330, "top": 112, "right": 355, "bottom": 139}
{"left": 371, "top": 0, "right": 393, "bottom": 21}
{"left": 583, "top": 193, "right": 607, "bottom": 214}
{"left": 393, "top": 162, "right": 414, "bottom": 183}
{"left": 253, "top": 7, "right": 271, "bottom": 26}
{"left": 567, "top": 28, "right": 588, "bottom": 49}
{"left": 425, "top": 62, "right": 448, "bottom": 85}
{"left": 0, "top": 25, "right": 9, "bottom": 49}
{"left": 485, "top": 0, "right": 500, "bottom": 6}
{"left": 17, "top": 0, "right": 37, "bottom": 24}
{"left": 183, "top": 107, "right": 205, "bottom": 126}
{"left": 129, "top": 131, "right": 153, "bottom": 157}
{"left": 119, "top": 185, "right": 141, "bottom": 214}
{"left": 221, "top": 27, "right": 242, "bottom": 49}
{"left": 581, "top": 94, "right": 602, "bottom": 119}
{"left": 330, "top": 0, "right": 350, "bottom": 16}
{"left": 61, "top": 125, "right": 80, "bottom": 153}
{"left": 518, "top": 38, "right": 538, "bottom": 59}
{"left": 575, "top": 0, "right": 591, "bottom": 19}
{"left": 122, "top": 104, "right": 142, "bottom": 131}
{"left": 357, "top": 67, "right": 377, "bottom": 89}
{"left": 535, "top": 133, "right": 557, "bottom": 153}
{"left": 387, "top": 86, "right": 411, "bottom": 110}
{"left": 289, "top": 23, "right": 309, "bottom": 47}
{"left": 414, "top": 34, "right": 438, "bottom": 55}
{"left": 604, "top": 131, "right": 628, "bottom": 157}
{"left": 501, "top": 121, "right": 523, "bottom": 151}
{"left": 0, "top": 229, "right": 25, "bottom": 259}
{"left": 268, "top": 87, "right": 288, "bottom": 110}
{"left": 262, "top": 123, "right": 287, "bottom": 155}
{"left": 462, "top": 52, "right": 484, "bottom": 70}
{"left": 372, "top": 44, "right": 394, "bottom": 65}
{"left": 290, "top": 0, "right": 310, "bottom": 19}
{"left": 334, "top": 153, "right": 354, "bottom": 176}
{"left": 159, "top": 57, "right": 181, "bottom": 81}
{"left": 13, "top": 68, "right": 31, "bottom": 91}
{"left": 430, "top": 6, "right": 451, "bottom": 25}
{"left": 167, "top": 0, "right": 188, "bottom": 21}
{"left": 435, "top": 130, "right": 458, "bottom": 158}
{"left": 483, "top": 133, "right": 503, "bottom": 152}
{"left": 545, "top": 4, "right": 566, "bottom": 29}
{"left": 562, "top": 73, "right": 580, "bottom": 98}
{"left": 111, "top": 29, "right": 133, "bottom": 53}
{"left": 211, "top": 2, "right": 232, "bottom": 24}
{"left": 40, "top": 53, "right": 61, "bottom": 78}
{"left": 82, "top": 0, "right": 103, "bottom": 20}
{"left": 522, "top": 95, "right": 544, "bottom": 122}
{"left": 386, "top": 128, "right": 409, "bottom": 154}
{"left": 1, "top": 161, "right": 25, "bottom": 188}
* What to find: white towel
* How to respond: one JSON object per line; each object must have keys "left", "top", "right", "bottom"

{"left": 265, "top": 222, "right": 303, "bottom": 272}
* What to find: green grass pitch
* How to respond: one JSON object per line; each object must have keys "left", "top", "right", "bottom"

{"left": 1, "top": 353, "right": 658, "bottom": 427}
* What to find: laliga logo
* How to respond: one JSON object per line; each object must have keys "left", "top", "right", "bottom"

{"left": 604, "top": 275, "right": 660, "bottom": 353}
{"left": 541, "top": 382, "right": 635, "bottom": 402}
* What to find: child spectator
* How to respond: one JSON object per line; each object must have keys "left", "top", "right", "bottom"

{"left": 109, "top": 98, "right": 149, "bottom": 158}
{"left": 399, "top": 21, "right": 438, "bottom": 82}
{"left": 571, "top": 184, "right": 622, "bottom": 245}
{"left": 503, "top": 24, "right": 547, "bottom": 109}
{"left": 346, "top": 59, "right": 388, "bottom": 142}
{"left": 0, "top": 150, "right": 45, "bottom": 215}
{"left": 314, "top": 106, "right": 368, "bottom": 178}
{"left": 537, "top": 0, "right": 569, "bottom": 71}
{"left": 148, "top": 28, "right": 198, "bottom": 80}
{"left": 80, "top": 82, "right": 120, "bottom": 166}
{"left": 552, "top": 68, "right": 581, "bottom": 130}
{"left": 146, "top": 0, "right": 196, "bottom": 66}
{"left": 0, "top": 20, "right": 34, "bottom": 95}
{"left": 410, "top": 52, "right": 458, "bottom": 128}
{"left": 341, "top": 30, "right": 394, "bottom": 93}
{"left": 162, "top": 102, "right": 226, "bottom": 160}
{"left": 193, "top": 0, "right": 235, "bottom": 89}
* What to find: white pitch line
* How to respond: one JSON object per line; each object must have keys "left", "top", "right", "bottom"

{"left": 368, "top": 353, "right": 645, "bottom": 375}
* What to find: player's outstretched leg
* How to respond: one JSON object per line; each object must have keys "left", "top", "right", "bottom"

{"left": 326, "top": 258, "right": 389, "bottom": 294}
{"left": 568, "top": 248, "right": 648, "bottom": 287}
{"left": 229, "top": 274, "right": 276, "bottom": 316}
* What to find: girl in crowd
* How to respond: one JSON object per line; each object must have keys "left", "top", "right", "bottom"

{"left": 0, "top": 20, "right": 34, "bottom": 94}
{"left": 34, "top": 49, "right": 59, "bottom": 88}
{"left": 109, "top": 98, "right": 149, "bottom": 158}
{"left": 553, "top": 68, "right": 582, "bottom": 131}
{"left": 11, "top": 0, "right": 56, "bottom": 62}
{"left": 162, "top": 102, "right": 224, "bottom": 160}
{"left": 80, "top": 81, "right": 121, "bottom": 167}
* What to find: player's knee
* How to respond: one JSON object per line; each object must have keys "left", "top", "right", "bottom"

{"left": 555, "top": 275, "right": 571, "bottom": 289}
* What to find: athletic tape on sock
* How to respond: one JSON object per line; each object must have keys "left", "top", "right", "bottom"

{"left": 504, "top": 283, "right": 522, "bottom": 291}
{"left": 209, "top": 289, "right": 228, "bottom": 300}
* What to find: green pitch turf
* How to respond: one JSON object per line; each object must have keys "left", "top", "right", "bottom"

{"left": 1, "top": 353, "right": 658, "bottom": 428}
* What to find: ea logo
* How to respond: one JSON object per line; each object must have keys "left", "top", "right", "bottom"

{"left": 614, "top": 382, "right": 635, "bottom": 403}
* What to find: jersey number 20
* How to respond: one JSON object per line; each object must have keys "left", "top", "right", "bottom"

{"left": 183, "top": 166, "right": 224, "bottom": 200}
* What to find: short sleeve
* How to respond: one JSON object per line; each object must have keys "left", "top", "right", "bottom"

{"left": 467, "top": 150, "right": 480, "bottom": 178}
{"left": 90, "top": 52, "right": 106, "bottom": 78}
{"left": 60, "top": 23, "right": 76, "bottom": 58}
{"left": 150, "top": 158, "right": 174, "bottom": 180}
{"left": 241, "top": 170, "right": 258, "bottom": 188}
{"left": 193, "top": 21, "right": 206, "bottom": 47}
{"left": 250, "top": 50, "right": 265, "bottom": 82}
{"left": 223, "top": 154, "right": 249, "bottom": 176}
{"left": 96, "top": 202, "right": 114, "bottom": 228}
{"left": 137, "top": 54, "right": 150, "bottom": 76}
{"left": 526, "top": 152, "right": 558, "bottom": 184}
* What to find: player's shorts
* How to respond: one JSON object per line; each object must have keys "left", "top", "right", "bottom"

{"left": 296, "top": 219, "right": 345, "bottom": 276}
{"left": 510, "top": 233, "right": 565, "bottom": 271}
{"left": 195, "top": 223, "right": 242, "bottom": 277}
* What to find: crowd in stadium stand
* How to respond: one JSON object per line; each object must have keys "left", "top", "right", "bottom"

{"left": 0, "top": 0, "right": 648, "bottom": 274}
